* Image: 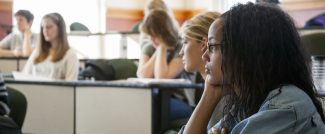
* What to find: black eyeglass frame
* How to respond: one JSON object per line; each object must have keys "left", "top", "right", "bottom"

{"left": 207, "top": 42, "right": 220, "bottom": 52}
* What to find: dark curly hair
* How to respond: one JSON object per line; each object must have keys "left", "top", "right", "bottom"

{"left": 218, "top": 2, "right": 325, "bottom": 125}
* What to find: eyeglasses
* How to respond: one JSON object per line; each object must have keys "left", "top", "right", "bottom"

{"left": 207, "top": 42, "right": 220, "bottom": 52}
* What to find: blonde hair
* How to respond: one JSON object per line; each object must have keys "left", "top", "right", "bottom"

{"left": 180, "top": 11, "right": 221, "bottom": 42}
{"left": 34, "top": 13, "right": 70, "bottom": 64}
{"left": 140, "top": 9, "right": 179, "bottom": 47}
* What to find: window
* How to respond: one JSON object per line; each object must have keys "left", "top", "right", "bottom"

{"left": 13, "top": 0, "right": 104, "bottom": 33}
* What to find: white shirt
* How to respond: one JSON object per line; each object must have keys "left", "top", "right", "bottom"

{"left": 22, "top": 48, "right": 79, "bottom": 81}
{"left": 0, "top": 32, "right": 38, "bottom": 50}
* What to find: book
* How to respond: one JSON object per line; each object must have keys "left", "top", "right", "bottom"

{"left": 12, "top": 71, "right": 55, "bottom": 81}
{"left": 127, "top": 78, "right": 192, "bottom": 84}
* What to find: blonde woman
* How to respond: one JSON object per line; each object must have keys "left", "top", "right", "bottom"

{"left": 22, "top": 13, "right": 79, "bottom": 81}
{"left": 179, "top": 12, "right": 225, "bottom": 130}
{"left": 137, "top": 9, "right": 195, "bottom": 120}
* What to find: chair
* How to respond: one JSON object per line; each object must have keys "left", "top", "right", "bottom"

{"left": 305, "top": 13, "right": 325, "bottom": 27}
{"left": 168, "top": 73, "right": 205, "bottom": 129}
{"left": 301, "top": 33, "right": 325, "bottom": 116}
{"left": 301, "top": 33, "right": 325, "bottom": 56}
{"left": 107, "top": 59, "right": 138, "bottom": 80}
{"left": 70, "top": 22, "right": 90, "bottom": 32}
{"left": 130, "top": 21, "right": 143, "bottom": 33}
{"left": 7, "top": 87, "right": 27, "bottom": 129}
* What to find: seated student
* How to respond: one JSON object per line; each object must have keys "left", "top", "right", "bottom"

{"left": 0, "top": 10, "right": 38, "bottom": 57}
{"left": 22, "top": 13, "right": 79, "bottom": 81}
{"left": 0, "top": 70, "right": 22, "bottom": 134}
{"left": 179, "top": 11, "right": 225, "bottom": 130}
{"left": 139, "top": 0, "right": 179, "bottom": 48}
{"left": 137, "top": 9, "right": 194, "bottom": 120}
{"left": 180, "top": 2, "right": 325, "bottom": 134}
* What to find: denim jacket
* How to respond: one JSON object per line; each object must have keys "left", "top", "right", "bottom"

{"left": 179, "top": 85, "right": 325, "bottom": 134}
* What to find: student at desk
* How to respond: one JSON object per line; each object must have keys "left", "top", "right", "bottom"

{"left": 180, "top": 3, "right": 325, "bottom": 134}
{"left": 178, "top": 11, "right": 225, "bottom": 130}
{"left": 139, "top": 0, "right": 179, "bottom": 48}
{"left": 0, "top": 10, "right": 38, "bottom": 57}
{"left": 137, "top": 9, "right": 195, "bottom": 120}
{"left": 22, "top": 13, "right": 79, "bottom": 81}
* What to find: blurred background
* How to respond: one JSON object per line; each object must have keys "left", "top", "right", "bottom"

{"left": 0, "top": 0, "right": 324, "bottom": 59}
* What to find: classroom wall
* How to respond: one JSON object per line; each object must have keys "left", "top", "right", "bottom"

{"left": 282, "top": 0, "right": 325, "bottom": 28}
{"left": 0, "top": 0, "right": 13, "bottom": 41}
{"left": 288, "top": 9, "right": 325, "bottom": 28}
{"left": 105, "top": 8, "right": 144, "bottom": 32}
{"left": 105, "top": 0, "right": 208, "bottom": 32}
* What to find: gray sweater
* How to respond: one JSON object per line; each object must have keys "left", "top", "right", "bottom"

{"left": 207, "top": 95, "right": 228, "bottom": 129}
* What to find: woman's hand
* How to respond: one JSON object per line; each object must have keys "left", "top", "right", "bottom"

{"left": 24, "top": 28, "right": 32, "bottom": 38}
{"left": 150, "top": 36, "right": 160, "bottom": 48}
{"left": 154, "top": 44, "right": 183, "bottom": 79}
{"left": 204, "top": 75, "right": 223, "bottom": 99}
{"left": 157, "top": 44, "right": 168, "bottom": 51}
{"left": 209, "top": 127, "right": 227, "bottom": 134}
{"left": 13, "top": 46, "right": 23, "bottom": 57}
{"left": 183, "top": 75, "right": 224, "bottom": 134}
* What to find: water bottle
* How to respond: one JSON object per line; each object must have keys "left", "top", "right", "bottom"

{"left": 312, "top": 56, "right": 325, "bottom": 91}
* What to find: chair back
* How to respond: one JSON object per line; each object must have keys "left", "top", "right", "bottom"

{"left": 7, "top": 87, "right": 27, "bottom": 129}
{"left": 195, "top": 74, "right": 205, "bottom": 105}
{"left": 130, "top": 21, "right": 142, "bottom": 32}
{"left": 70, "top": 22, "right": 90, "bottom": 32}
{"left": 108, "top": 59, "right": 138, "bottom": 80}
{"left": 301, "top": 33, "right": 325, "bottom": 56}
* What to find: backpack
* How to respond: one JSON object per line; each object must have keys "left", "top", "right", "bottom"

{"left": 78, "top": 60, "right": 115, "bottom": 80}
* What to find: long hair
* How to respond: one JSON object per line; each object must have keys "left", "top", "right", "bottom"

{"left": 140, "top": 9, "right": 180, "bottom": 47}
{"left": 219, "top": 2, "right": 325, "bottom": 124}
{"left": 180, "top": 11, "right": 221, "bottom": 42}
{"left": 34, "top": 13, "right": 70, "bottom": 64}
{"left": 145, "top": 0, "right": 179, "bottom": 29}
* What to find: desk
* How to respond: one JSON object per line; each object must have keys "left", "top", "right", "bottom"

{"left": 0, "top": 58, "right": 134, "bottom": 74}
{"left": 0, "top": 57, "right": 28, "bottom": 74}
{"left": 4, "top": 79, "right": 203, "bottom": 134}
{"left": 0, "top": 58, "right": 85, "bottom": 74}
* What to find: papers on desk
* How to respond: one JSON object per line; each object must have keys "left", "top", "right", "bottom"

{"left": 12, "top": 71, "right": 55, "bottom": 81}
{"left": 127, "top": 78, "right": 192, "bottom": 84}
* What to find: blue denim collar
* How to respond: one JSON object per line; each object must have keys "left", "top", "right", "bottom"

{"left": 261, "top": 84, "right": 292, "bottom": 107}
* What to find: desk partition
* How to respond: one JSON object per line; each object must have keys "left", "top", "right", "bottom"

{"left": 0, "top": 58, "right": 86, "bottom": 74}
{"left": 0, "top": 58, "right": 135, "bottom": 75}
{"left": 0, "top": 32, "right": 141, "bottom": 74}
{"left": 4, "top": 80, "right": 202, "bottom": 134}
{"left": 0, "top": 59, "right": 19, "bottom": 74}
{"left": 76, "top": 86, "right": 151, "bottom": 134}
{"left": 6, "top": 83, "right": 74, "bottom": 134}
